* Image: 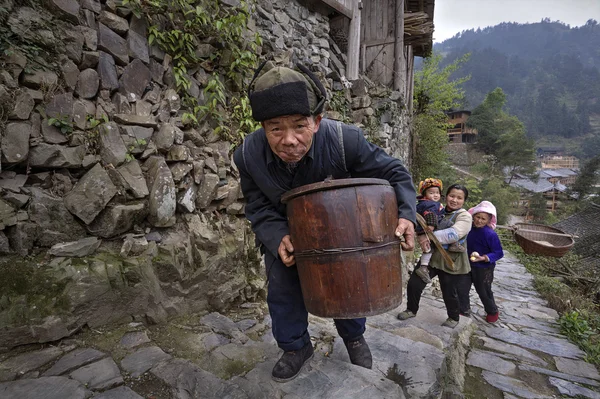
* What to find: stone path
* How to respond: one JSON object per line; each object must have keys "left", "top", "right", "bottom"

{"left": 463, "top": 254, "right": 600, "bottom": 399}
{"left": 1, "top": 253, "right": 598, "bottom": 398}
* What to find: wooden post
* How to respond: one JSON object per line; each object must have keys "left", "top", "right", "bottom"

{"left": 346, "top": 0, "right": 361, "bottom": 80}
{"left": 360, "top": 43, "right": 366, "bottom": 74}
{"left": 406, "top": 45, "right": 414, "bottom": 112}
{"left": 393, "top": 0, "right": 406, "bottom": 91}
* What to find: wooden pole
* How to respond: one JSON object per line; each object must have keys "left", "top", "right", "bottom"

{"left": 406, "top": 45, "right": 414, "bottom": 112}
{"left": 406, "top": 44, "right": 414, "bottom": 166}
{"left": 346, "top": 0, "right": 361, "bottom": 80}
{"left": 393, "top": 0, "right": 406, "bottom": 91}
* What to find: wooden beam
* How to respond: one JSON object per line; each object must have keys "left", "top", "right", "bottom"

{"left": 320, "top": 0, "right": 354, "bottom": 18}
{"left": 363, "top": 38, "right": 396, "bottom": 48}
{"left": 360, "top": 43, "right": 366, "bottom": 74}
{"left": 406, "top": 45, "right": 414, "bottom": 113}
{"left": 393, "top": 0, "right": 405, "bottom": 91}
{"left": 346, "top": 0, "right": 361, "bottom": 80}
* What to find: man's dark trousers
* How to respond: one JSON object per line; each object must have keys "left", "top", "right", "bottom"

{"left": 266, "top": 252, "right": 366, "bottom": 351}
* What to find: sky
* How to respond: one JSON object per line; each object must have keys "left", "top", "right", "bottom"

{"left": 433, "top": 0, "right": 600, "bottom": 43}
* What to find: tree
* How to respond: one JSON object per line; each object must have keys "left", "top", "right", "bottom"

{"left": 571, "top": 155, "right": 600, "bottom": 204}
{"left": 494, "top": 119, "right": 536, "bottom": 183}
{"left": 479, "top": 177, "right": 519, "bottom": 225}
{"left": 468, "top": 88, "right": 536, "bottom": 182}
{"left": 580, "top": 135, "right": 600, "bottom": 161}
{"left": 464, "top": 160, "right": 520, "bottom": 225}
{"left": 467, "top": 88, "right": 506, "bottom": 154}
{"left": 529, "top": 193, "right": 548, "bottom": 222}
{"left": 411, "top": 53, "right": 470, "bottom": 181}
{"left": 435, "top": 20, "right": 600, "bottom": 144}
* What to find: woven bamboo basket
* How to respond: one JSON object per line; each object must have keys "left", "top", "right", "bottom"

{"left": 513, "top": 223, "right": 574, "bottom": 258}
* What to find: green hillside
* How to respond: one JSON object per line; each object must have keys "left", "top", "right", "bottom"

{"left": 435, "top": 19, "right": 600, "bottom": 159}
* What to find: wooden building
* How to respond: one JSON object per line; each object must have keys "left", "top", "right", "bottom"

{"left": 539, "top": 168, "right": 579, "bottom": 187}
{"left": 541, "top": 155, "right": 580, "bottom": 169}
{"left": 509, "top": 175, "right": 574, "bottom": 219}
{"left": 302, "top": 0, "right": 435, "bottom": 112}
{"left": 446, "top": 110, "right": 477, "bottom": 143}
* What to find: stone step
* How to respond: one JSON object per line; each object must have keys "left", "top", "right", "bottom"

{"left": 464, "top": 254, "right": 600, "bottom": 399}
{"left": 1, "top": 253, "right": 599, "bottom": 399}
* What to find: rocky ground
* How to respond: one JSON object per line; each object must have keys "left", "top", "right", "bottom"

{"left": 1, "top": 253, "right": 599, "bottom": 399}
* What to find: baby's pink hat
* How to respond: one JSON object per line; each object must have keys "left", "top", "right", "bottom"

{"left": 468, "top": 201, "right": 497, "bottom": 229}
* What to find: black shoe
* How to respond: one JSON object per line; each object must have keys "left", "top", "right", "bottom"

{"left": 272, "top": 343, "right": 314, "bottom": 382}
{"left": 344, "top": 336, "right": 372, "bottom": 369}
{"left": 460, "top": 310, "right": 471, "bottom": 317}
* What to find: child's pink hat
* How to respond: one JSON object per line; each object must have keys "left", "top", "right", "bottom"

{"left": 468, "top": 201, "right": 497, "bottom": 229}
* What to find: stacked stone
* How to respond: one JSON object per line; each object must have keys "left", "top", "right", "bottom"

{"left": 254, "top": 0, "right": 332, "bottom": 76}
{"left": 0, "top": 0, "right": 247, "bottom": 257}
{"left": 0, "top": 0, "right": 267, "bottom": 348}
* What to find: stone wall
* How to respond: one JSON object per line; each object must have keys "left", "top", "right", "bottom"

{"left": 446, "top": 143, "right": 485, "bottom": 167}
{"left": 255, "top": 0, "right": 331, "bottom": 69}
{"left": 0, "top": 0, "right": 413, "bottom": 349}
{"left": 254, "top": 0, "right": 412, "bottom": 167}
{"left": 0, "top": 0, "right": 268, "bottom": 349}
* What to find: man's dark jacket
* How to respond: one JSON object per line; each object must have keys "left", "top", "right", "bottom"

{"left": 233, "top": 118, "right": 417, "bottom": 259}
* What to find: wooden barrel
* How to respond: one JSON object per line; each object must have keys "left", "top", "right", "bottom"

{"left": 281, "top": 178, "right": 402, "bottom": 318}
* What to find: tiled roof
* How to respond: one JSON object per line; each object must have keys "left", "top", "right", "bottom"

{"left": 539, "top": 169, "right": 578, "bottom": 178}
{"left": 509, "top": 178, "right": 555, "bottom": 193}
{"left": 540, "top": 170, "right": 561, "bottom": 178}
{"left": 554, "top": 204, "right": 600, "bottom": 259}
{"left": 555, "top": 182, "right": 568, "bottom": 193}
{"left": 554, "top": 168, "right": 578, "bottom": 176}
{"left": 508, "top": 178, "right": 570, "bottom": 194}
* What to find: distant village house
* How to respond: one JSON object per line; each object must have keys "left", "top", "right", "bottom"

{"left": 541, "top": 155, "right": 580, "bottom": 169}
{"left": 446, "top": 110, "right": 478, "bottom": 143}
{"left": 538, "top": 168, "right": 579, "bottom": 187}
{"left": 509, "top": 168, "right": 578, "bottom": 218}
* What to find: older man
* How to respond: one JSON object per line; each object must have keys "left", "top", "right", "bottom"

{"left": 233, "top": 64, "right": 416, "bottom": 382}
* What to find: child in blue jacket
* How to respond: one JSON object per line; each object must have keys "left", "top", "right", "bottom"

{"left": 467, "top": 201, "right": 504, "bottom": 323}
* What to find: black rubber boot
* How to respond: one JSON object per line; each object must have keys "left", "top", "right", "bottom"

{"left": 344, "top": 336, "right": 373, "bottom": 369}
{"left": 272, "top": 343, "right": 314, "bottom": 382}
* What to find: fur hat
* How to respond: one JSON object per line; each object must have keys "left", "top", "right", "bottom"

{"left": 248, "top": 64, "right": 326, "bottom": 122}
{"left": 418, "top": 178, "right": 443, "bottom": 197}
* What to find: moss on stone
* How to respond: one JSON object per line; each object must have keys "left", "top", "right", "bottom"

{"left": 75, "top": 324, "right": 133, "bottom": 362}
{"left": 221, "top": 359, "right": 254, "bottom": 379}
{"left": 149, "top": 323, "right": 209, "bottom": 364}
{"left": 0, "top": 249, "right": 142, "bottom": 326}
{"left": 209, "top": 345, "right": 266, "bottom": 380}
{"left": 0, "top": 255, "right": 71, "bottom": 325}
{"left": 462, "top": 366, "right": 503, "bottom": 399}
